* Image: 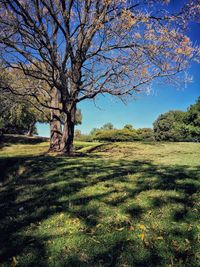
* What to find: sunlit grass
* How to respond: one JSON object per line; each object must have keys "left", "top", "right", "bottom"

{"left": 0, "top": 136, "right": 199, "bottom": 266}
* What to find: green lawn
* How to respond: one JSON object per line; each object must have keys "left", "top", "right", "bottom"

{"left": 0, "top": 136, "right": 200, "bottom": 266}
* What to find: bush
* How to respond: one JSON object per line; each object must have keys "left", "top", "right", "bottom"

{"left": 93, "top": 129, "right": 140, "bottom": 142}
{"left": 137, "top": 128, "right": 155, "bottom": 141}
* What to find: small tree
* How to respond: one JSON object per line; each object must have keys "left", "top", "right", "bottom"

{"left": 0, "top": 0, "right": 199, "bottom": 154}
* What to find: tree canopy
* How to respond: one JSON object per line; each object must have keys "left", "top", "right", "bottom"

{"left": 153, "top": 110, "right": 187, "bottom": 141}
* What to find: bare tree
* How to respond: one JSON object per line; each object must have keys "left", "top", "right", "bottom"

{"left": 0, "top": 0, "right": 199, "bottom": 154}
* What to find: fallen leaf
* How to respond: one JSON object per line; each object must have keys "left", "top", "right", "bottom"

{"left": 185, "top": 239, "right": 190, "bottom": 244}
{"left": 12, "top": 256, "right": 18, "bottom": 267}
{"left": 117, "top": 227, "right": 124, "bottom": 231}
{"left": 139, "top": 224, "right": 146, "bottom": 230}
{"left": 144, "top": 240, "right": 150, "bottom": 247}
{"left": 139, "top": 233, "right": 145, "bottom": 241}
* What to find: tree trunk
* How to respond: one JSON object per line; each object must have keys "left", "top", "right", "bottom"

{"left": 49, "top": 88, "right": 63, "bottom": 152}
{"left": 49, "top": 111, "right": 62, "bottom": 152}
{"left": 60, "top": 106, "right": 76, "bottom": 155}
{"left": 27, "top": 121, "right": 35, "bottom": 136}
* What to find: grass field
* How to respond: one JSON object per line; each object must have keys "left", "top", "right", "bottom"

{"left": 0, "top": 136, "right": 200, "bottom": 267}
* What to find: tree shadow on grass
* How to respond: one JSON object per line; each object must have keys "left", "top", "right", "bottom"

{"left": 0, "top": 154, "right": 199, "bottom": 266}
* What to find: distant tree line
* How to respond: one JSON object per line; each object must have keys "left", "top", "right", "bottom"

{"left": 75, "top": 97, "right": 200, "bottom": 142}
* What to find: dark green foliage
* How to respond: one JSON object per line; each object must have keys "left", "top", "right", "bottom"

{"left": 184, "top": 97, "right": 200, "bottom": 141}
{"left": 186, "top": 97, "right": 200, "bottom": 127}
{"left": 153, "top": 98, "right": 200, "bottom": 142}
{"left": 153, "top": 110, "right": 186, "bottom": 141}
{"left": 153, "top": 110, "right": 189, "bottom": 141}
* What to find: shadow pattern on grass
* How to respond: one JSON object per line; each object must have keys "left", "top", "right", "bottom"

{"left": 0, "top": 154, "right": 199, "bottom": 267}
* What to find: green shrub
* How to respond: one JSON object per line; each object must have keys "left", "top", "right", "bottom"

{"left": 137, "top": 128, "right": 155, "bottom": 141}
{"left": 93, "top": 129, "right": 140, "bottom": 142}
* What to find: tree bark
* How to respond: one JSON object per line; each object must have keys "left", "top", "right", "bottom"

{"left": 49, "top": 88, "right": 63, "bottom": 152}
{"left": 60, "top": 106, "right": 76, "bottom": 155}
{"left": 49, "top": 111, "right": 62, "bottom": 152}
{"left": 48, "top": 86, "right": 77, "bottom": 155}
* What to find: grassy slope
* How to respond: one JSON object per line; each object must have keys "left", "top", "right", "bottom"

{"left": 0, "top": 137, "right": 200, "bottom": 267}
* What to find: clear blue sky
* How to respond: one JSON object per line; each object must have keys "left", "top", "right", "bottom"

{"left": 37, "top": 2, "right": 200, "bottom": 137}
